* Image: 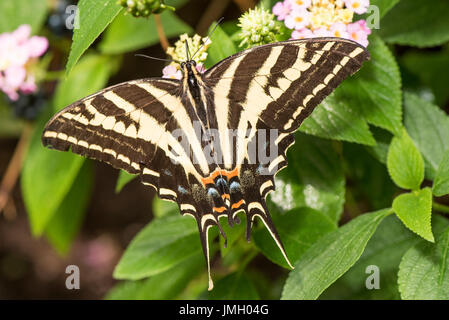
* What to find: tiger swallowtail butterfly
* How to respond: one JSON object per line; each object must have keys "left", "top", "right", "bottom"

{"left": 42, "top": 37, "right": 369, "bottom": 290}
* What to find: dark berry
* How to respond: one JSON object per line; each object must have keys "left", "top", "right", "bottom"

{"left": 8, "top": 90, "right": 47, "bottom": 121}
{"left": 46, "top": 0, "right": 77, "bottom": 37}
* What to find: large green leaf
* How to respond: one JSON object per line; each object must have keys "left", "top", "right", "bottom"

{"left": 403, "top": 93, "right": 449, "bottom": 180}
{"left": 113, "top": 215, "right": 202, "bottom": 280}
{"left": 201, "top": 272, "right": 260, "bottom": 300}
{"left": 401, "top": 48, "right": 449, "bottom": 107}
{"left": 379, "top": 0, "right": 449, "bottom": 47}
{"left": 254, "top": 208, "right": 336, "bottom": 269}
{"left": 387, "top": 129, "right": 424, "bottom": 191}
{"left": 433, "top": 150, "right": 449, "bottom": 197}
{"left": 322, "top": 215, "right": 449, "bottom": 300}
{"left": 65, "top": 0, "right": 122, "bottom": 75}
{"left": 205, "top": 24, "right": 237, "bottom": 68}
{"left": 281, "top": 209, "right": 391, "bottom": 300}
{"left": 45, "top": 162, "right": 93, "bottom": 254}
{"left": 343, "top": 36, "right": 402, "bottom": 135}
{"left": 271, "top": 133, "right": 345, "bottom": 224}
{"left": 106, "top": 252, "right": 204, "bottom": 300}
{"left": 362, "top": 0, "right": 400, "bottom": 19}
{"left": 392, "top": 188, "right": 434, "bottom": 242}
{"left": 22, "top": 54, "right": 114, "bottom": 235}
{"left": 0, "top": 0, "right": 48, "bottom": 34}
{"left": 398, "top": 225, "right": 449, "bottom": 299}
{"left": 99, "top": 10, "right": 192, "bottom": 55}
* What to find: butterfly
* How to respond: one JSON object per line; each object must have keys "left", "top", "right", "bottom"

{"left": 42, "top": 37, "right": 369, "bottom": 290}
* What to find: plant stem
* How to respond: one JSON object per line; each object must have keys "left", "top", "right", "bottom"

{"left": 196, "top": 0, "right": 231, "bottom": 35}
{"left": 153, "top": 14, "right": 169, "bottom": 51}
{"left": 0, "top": 123, "right": 33, "bottom": 218}
{"left": 433, "top": 202, "right": 449, "bottom": 214}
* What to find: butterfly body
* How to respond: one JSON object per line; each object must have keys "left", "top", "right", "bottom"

{"left": 42, "top": 38, "right": 369, "bottom": 290}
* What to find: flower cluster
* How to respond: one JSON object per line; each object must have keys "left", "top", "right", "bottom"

{"left": 273, "top": 0, "right": 371, "bottom": 47}
{"left": 0, "top": 25, "right": 48, "bottom": 101}
{"left": 238, "top": 7, "right": 280, "bottom": 48}
{"left": 118, "top": 0, "right": 174, "bottom": 18}
{"left": 162, "top": 34, "right": 210, "bottom": 80}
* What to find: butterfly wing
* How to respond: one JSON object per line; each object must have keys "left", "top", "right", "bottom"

{"left": 202, "top": 37, "right": 369, "bottom": 267}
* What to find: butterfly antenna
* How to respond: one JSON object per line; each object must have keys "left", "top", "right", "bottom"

{"left": 191, "top": 17, "right": 224, "bottom": 61}
{"left": 134, "top": 54, "right": 180, "bottom": 64}
{"left": 185, "top": 41, "right": 191, "bottom": 61}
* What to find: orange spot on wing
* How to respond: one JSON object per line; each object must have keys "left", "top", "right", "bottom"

{"left": 231, "top": 199, "right": 244, "bottom": 209}
{"left": 221, "top": 194, "right": 230, "bottom": 200}
{"left": 213, "top": 206, "right": 227, "bottom": 213}
{"left": 201, "top": 168, "right": 240, "bottom": 187}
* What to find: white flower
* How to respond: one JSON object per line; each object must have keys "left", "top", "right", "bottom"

{"left": 329, "top": 22, "right": 349, "bottom": 38}
{"left": 285, "top": 8, "right": 311, "bottom": 30}
{"left": 344, "top": 0, "right": 370, "bottom": 15}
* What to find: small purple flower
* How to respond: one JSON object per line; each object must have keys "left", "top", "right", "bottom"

{"left": 162, "top": 65, "right": 182, "bottom": 80}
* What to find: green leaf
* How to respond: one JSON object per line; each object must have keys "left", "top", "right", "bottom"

{"left": 271, "top": 133, "right": 345, "bottom": 224}
{"left": 113, "top": 214, "right": 201, "bottom": 280}
{"left": 65, "top": 0, "right": 122, "bottom": 75}
{"left": 343, "top": 35, "right": 402, "bottom": 135}
{"left": 433, "top": 150, "right": 449, "bottom": 197}
{"left": 401, "top": 48, "right": 449, "bottom": 107}
{"left": 322, "top": 215, "right": 449, "bottom": 300}
{"left": 254, "top": 208, "right": 336, "bottom": 269}
{"left": 152, "top": 197, "right": 179, "bottom": 218}
{"left": 106, "top": 251, "right": 203, "bottom": 300}
{"left": 115, "top": 170, "right": 137, "bottom": 193}
{"left": 0, "top": 0, "right": 48, "bottom": 34}
{"left": 392, "top": 187, "right": 434, "bottom": 242}
{"left": 300, "top": 91, "right": 375, "bottom": 145}
{"left": 281, "top": 209, "right": 391, "bottom": 300}
{"left": 22, "top": 54, "right": 114, "bottom": 235}
{"left": 403, "top": 93, "right": 449, "bottom": 180}
{"left": 362, "top": 0, "right": 400, "bottom": 19}
{"left": 387, "top": 129, "right": 424, "bottom": 190}
{"left": 45, "top": 162, "right": 93, "bottom": 254}
{"left": 205, "top": 24, "right": 237, "bottom": 68}
{"left": 379, "top": 0, "right": 449, "bottom": 47}
{"left": 201, "top": 272, "right": 260, "bottom": 300}
{"left": 398, "top": 225, "right": 449, "bottom": 299}
{"left": 99, "top": 10, "right": 192, "bottom": 55}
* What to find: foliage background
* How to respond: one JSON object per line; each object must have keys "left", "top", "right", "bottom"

{"left": 0, "top": 0, "right": 449, "bottom": 299}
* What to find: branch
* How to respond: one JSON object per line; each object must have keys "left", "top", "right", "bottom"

{"left": 0, "top": 123, "right": 33, "bottom": 216}
{"left": 154, "top": 14, "right": 169, "bottom": 51}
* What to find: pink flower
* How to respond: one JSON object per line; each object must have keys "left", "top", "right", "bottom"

{"left": 347, "top": 20, "right": 370, "bottom": 47}
{"left": 0, "top": 24, "right": 48, "bottom": 101}
{"left": 162, "top": 65, "right": 182, "bottom": 80}
{"left": 289, "top": 0, "right": 311, "bottom": 10}
{"left": 329, "top": 22, "right": 349, "bottom": 38}
{"left": 344, "top": 0, "right": 370, "bottom": 15}
{"left": 273, "top": 1, "right": 292, "bottom": 21}
{"left": 313, "top": 27, "right": 332, "bottom": 37}
{"left": 291, "top": 28, "right": 314, "bottom": 39}
{"left": 285, "top": 9, "right": 311, "bottom": 30}
{"left": 196, "top": 63, "right": 206, "bottom": 73}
